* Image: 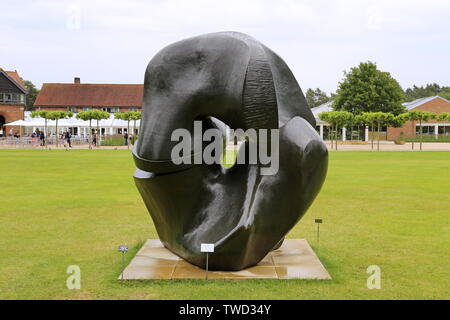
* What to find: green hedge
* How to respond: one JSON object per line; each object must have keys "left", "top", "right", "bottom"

{"left": 100, "top": 135, "right": 127, "bottom": 146}
{"left": 404, "top": 135, "right": 450, "bottom": 143}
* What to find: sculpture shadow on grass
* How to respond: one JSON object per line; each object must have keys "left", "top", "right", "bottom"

{"left": 133, "top": 32, "right": 328, "bottom": 271}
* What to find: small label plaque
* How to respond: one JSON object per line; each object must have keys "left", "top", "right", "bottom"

{"left": 118, "top": 245, "right": 129, "bottom": 252}
{"left": 315, "top": 219, "right": 323, "bottom": 224}
{"left": 201, "top": 243, "right": 215, "bottom": 253}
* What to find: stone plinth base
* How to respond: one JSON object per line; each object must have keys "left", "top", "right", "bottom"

{"left": 119, "top": 239, "right": 331, "bottom": 280}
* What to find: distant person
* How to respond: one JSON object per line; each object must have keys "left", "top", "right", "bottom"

{"left": 66, "top": 129, "right": 72, "bottom": 148}
{"left": 39, "top": 131, "right": 45, "bottom": 146}
{"left": 93, "top": 133, "right": 97, "bottom": 147}
{"left": 35, "top": 130, "right": 40, "bottom": 146}
{"left": 124, "top": 132, "right": 129, "bottom": 146}
{"left": 9, "top": 128, "right": 13, "bottom": 137}
{"left": 31, "top": 131, "right": 38, "bottom": 147}
{"left": 0, "top": 128, "right": 3, "bottom": 137}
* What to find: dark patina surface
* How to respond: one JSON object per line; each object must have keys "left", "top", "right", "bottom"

{"left": 133, "top": 32, "right": 328, "bottom": 271}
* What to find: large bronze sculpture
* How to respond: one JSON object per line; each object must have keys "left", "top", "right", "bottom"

{"left": 133, "top": 32, "right": 328, "bottom": 271}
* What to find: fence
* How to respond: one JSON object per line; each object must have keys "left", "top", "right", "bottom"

{"left": 0, "top": 136, "right": 89, "bottom": 148}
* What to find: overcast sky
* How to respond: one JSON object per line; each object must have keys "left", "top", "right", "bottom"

{"left": 2, "top": 0, "right": 449, "bottom": 94}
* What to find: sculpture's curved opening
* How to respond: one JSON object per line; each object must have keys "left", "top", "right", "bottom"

{"left": 207, "top": 117, "right": 238, "bottom": 169}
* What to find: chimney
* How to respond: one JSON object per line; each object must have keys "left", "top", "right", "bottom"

{"left": 74, "top": 77, "right": 80, "bottom": 84}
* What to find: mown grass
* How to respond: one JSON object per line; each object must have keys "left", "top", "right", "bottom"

{"left": 0, "top": 150, "right": 448, "bottom": 300}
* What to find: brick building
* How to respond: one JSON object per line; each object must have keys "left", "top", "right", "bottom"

{"left": 387, "top": 96, "right": 450, "bottom": 140}
{"left": 34, "top": 77, "right": 143, "bottom": 113}
{"left": 0, "top": 68, "right": 27, "bottom": 136}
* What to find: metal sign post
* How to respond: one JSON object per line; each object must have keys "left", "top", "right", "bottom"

{"left": 315, "top": 219, "right": 323, "bottom": 242}
{"left": 118, "top": 245, "right": 129, "bottom": 280}
{"left": 206, "top": 253, "right": 209, "bottom": 280}
{"left": 200, "top": 243, "right": 215, "bottom": 280}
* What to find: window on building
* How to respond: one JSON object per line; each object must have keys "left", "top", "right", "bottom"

{"left": 0, "top": 93, "right": 25, "bottom": 104}
{"left": 438, "top": 126, "right": 450, "bottom": 135}
{"left": 416, "top": 125, "right": 435, "bottom": 135}
{"left": 69, "top": 107, "right": 77, "bottom": 112}
{"left": 129, "top": 107, "right": 137, "bottom": 112}
{"left": 83, "top": 107, "right": 91, "bottom": 111}
{"left": 347, "top": 126, "right": 366, "bottom": 141}
{"left": 102, "top": 107, "right": 119, "bottom": 113}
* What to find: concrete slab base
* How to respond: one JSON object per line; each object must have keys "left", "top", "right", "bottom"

{"left": 119, "top": 239, "right": 331, "bottom": 280}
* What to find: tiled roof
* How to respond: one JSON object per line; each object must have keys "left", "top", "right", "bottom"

{"left": 402, "top": 96, "right": 450, "bottom": 110}
{"left": 0, "top": 68, "right": 27, "bottom": 92}
{"left": 312, "top": 96, "right": 450, "bottom": 119}
{"left": 34, "top": 83, "right": 144, "bottom": 107}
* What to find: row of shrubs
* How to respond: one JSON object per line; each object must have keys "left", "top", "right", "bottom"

{"left": 100, "top": 135, "right": 138, "bottom": 146}
{"left": 404, "top": 135, "right": 450, "bottom": 143}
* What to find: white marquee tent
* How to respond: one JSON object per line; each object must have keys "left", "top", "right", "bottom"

{"left": 6, "top": 112, "right": 141, "bottom": 137}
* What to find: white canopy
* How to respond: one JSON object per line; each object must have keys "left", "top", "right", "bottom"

{"left": 5, "top": 120, "right": 28, "bottom": 126}
{"left": 14, "top": 112, "right": 141, "bottom": 128}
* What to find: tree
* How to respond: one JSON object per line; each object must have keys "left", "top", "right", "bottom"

{"left": 370, "top": 112, "right": 394, "bottom": 151}
{"left": 437, "top": 112, "right": 450, "bottom": 122}
{"left": 389, "top": 114, "right": 408, "bottom": 143}
{"left": 403, "top": 110, "right": 435, "bottom": 151}
{"left": 30, "top": 110, "right": 51, "bottom": 148}
{"left": 340, "top": 112, "right": 355, "bottom": 143}
{"left": 318, "top": 112, "right": 333, "bottom": 148}
{"left": 361, "top": 112, "right": 377, "bottom": 150}
{"left": 437, "top": 113, "right": 450, "bottom": 139}
{"left": 129, "top": 111, "right": 141, "bottom": 145}
{"left": 334, "top": 111, "right": 353, "bottom": 150}
{"left": 115, "top": 111, "right": 141, "bottom": 148}
{"left": 354, "top": 114, "right": 367, "bottom": 142}
{"left": 404, "top": 83, "right": 450, "bottom": 102}
{"left": 345, "top": 113, "right": 365, "bottom": 141}
{"left": 401, "top": 111, "right": 420, "bottom": 150}
{"left": 334, "top": 61, "right": 405, "bottom": 115}
{"left": 76, "top": 111, "right": 96, "bottom": 149}
{"left": 306, "top": 88, "right": 332, "bottom": 108}
{"left": 390, "top": 114, "right": 407, "bottom": 129}
{"left": 23, "top": 80, "right": 40, "bottom": 111}
{"left": 318, "top": 111, "right": 353, "bottom": 150}
{"left": 416, "top": 111, "right": 435, "bottom": 151}
{"left": 48, "top": 111, "right": 73, "bottom": 148}
{"left": 90, "top": 110, "right": 110, "bottom": 147}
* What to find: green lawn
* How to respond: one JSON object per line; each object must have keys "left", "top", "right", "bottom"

{"left": 0, "top": 150, "right": 449, "bottom": 300}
